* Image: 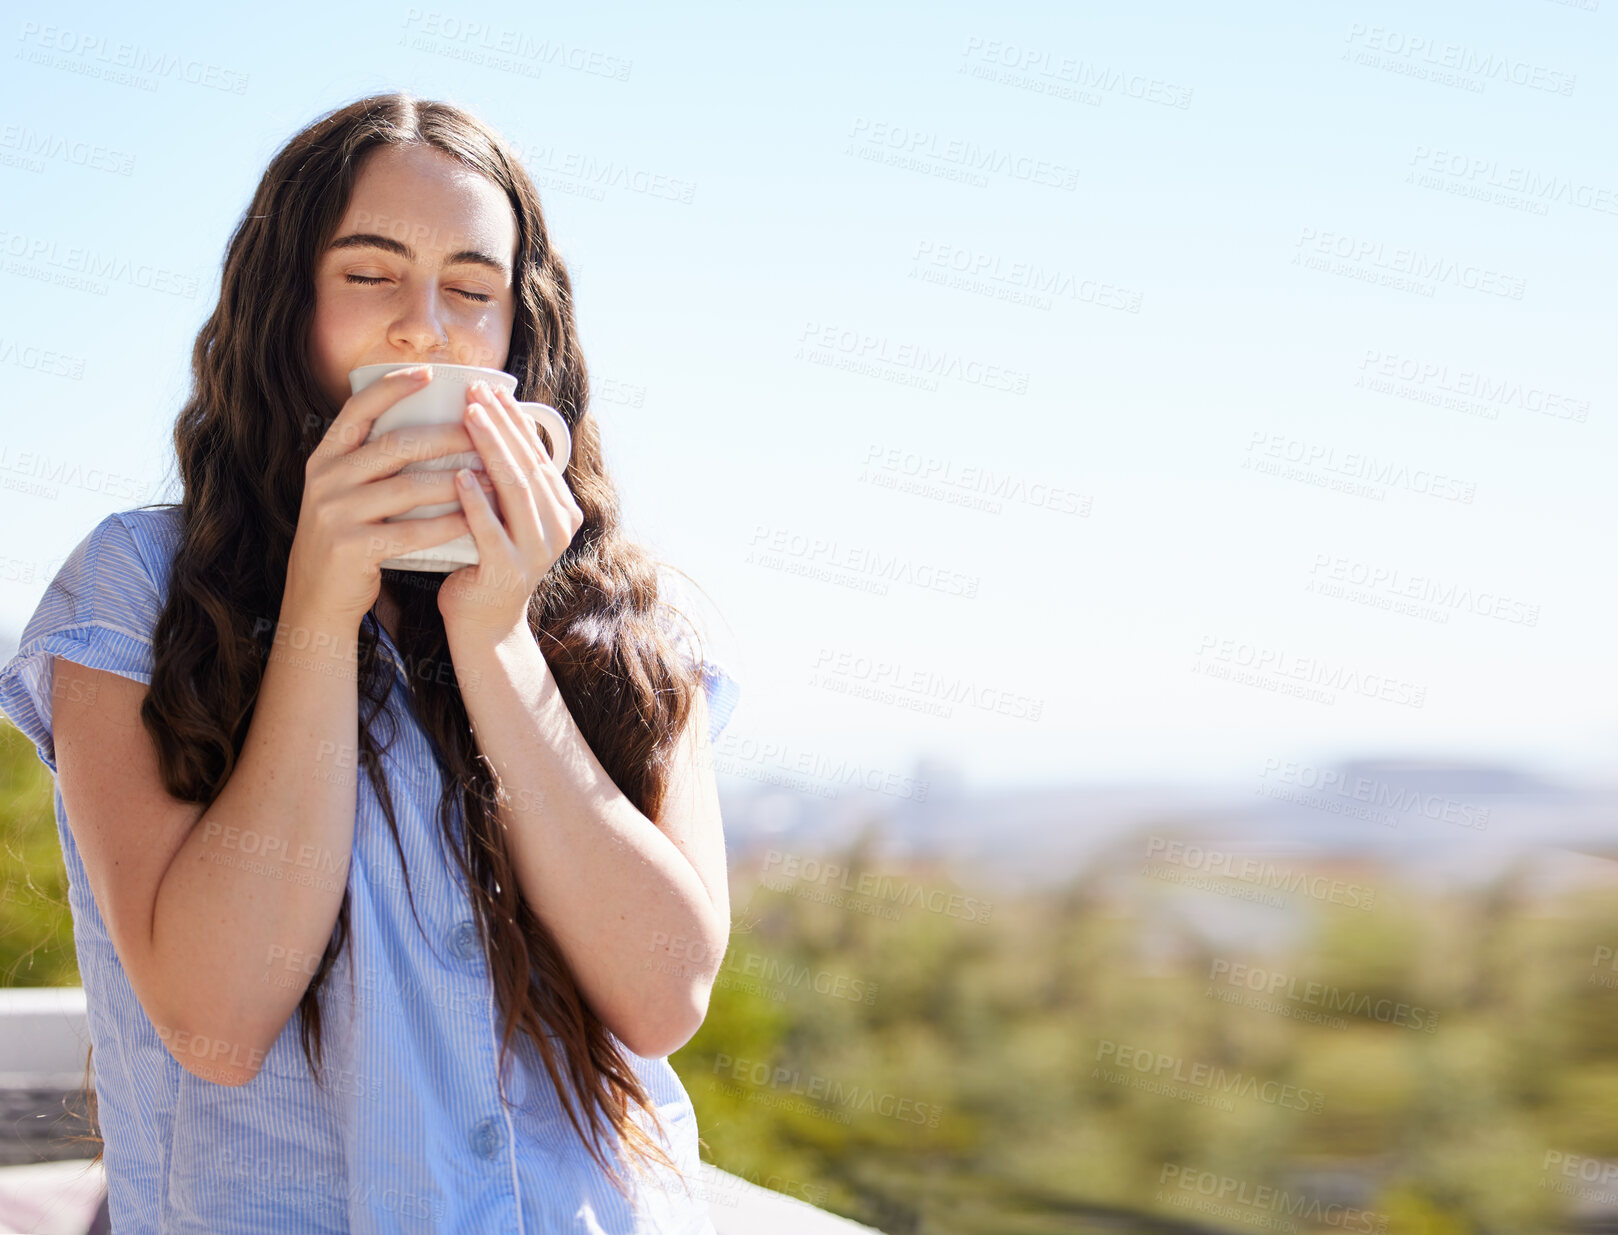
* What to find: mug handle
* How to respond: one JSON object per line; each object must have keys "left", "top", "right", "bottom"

{"left": 516, "top": 402, "right": 572, "bottom": 472}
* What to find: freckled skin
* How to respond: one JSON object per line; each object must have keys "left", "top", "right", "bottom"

{"left": 307, "top": 144, "right": 523, "bottom": 638}
{"left": 307, "top": 143, "right": 520, "bottom": 415}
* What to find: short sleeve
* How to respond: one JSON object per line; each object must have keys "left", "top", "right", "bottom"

{"left": 699, "top": 657, "right": 740, "bottom": 745}
{"left": 0, "top": 512, "right": 164, "bottom": 775}
{"left": 654, "top": 587, "right": 741, "bottom": 746}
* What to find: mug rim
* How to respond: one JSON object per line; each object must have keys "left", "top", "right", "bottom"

{"left": 349, "top": 361, "right": 517, "bottom": 386}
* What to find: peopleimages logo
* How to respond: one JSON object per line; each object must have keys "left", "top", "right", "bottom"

{"left": 960, "top": 36, "right": 1195, "bottom": 109}
{"left": 1307, "top": 553, "right": 1541, "bottom": 629}
{"left": 1244, "top": 430, "right": 1476, "bottom": 506}
{"left": 1343, "top": 24, "right": 1575, "bottom": 96}
{"left": 1258, "top": 757, "right": 1490, "bottom": 831}
{"left": 1195, "top": 633, "right": 1428, "bottom": 710}
{"left": 1207, "top": 959, "right": 1439, "bottom": 1032}
{"left": 1407, "top": 146, "right": 1618, "bottom": 215}
{"left": 1294, "top": 227, "right": 1526, "bottom": 300}
{"left": 1143, "top": 836, "right": 1376, "bottom": 910}
{"left": 1356, "top": 349, "right": 1590, "bottom": 423}
{"left": 847, "top": 116, "right": 1079, "bottom": 191}
{"left": 16, "top": 22, "right": 251, "bottom": 93}
{"left": 0, "top": 124, "right": 135, "bottom": 175}
{"left": 796, "top": 321, "right": 1031, "bottom": 394}
{"left": 761, "top": 850, "right": 994, "bottom": 923}
{"left": 0, "top": 445, "right": 152, "bottom": 502}
{"left": 1158, "top": 1164, "right": 1389, "bottom": 1233}
{"left": 711, "top": 1054, "right": 942, "bottom": 1127}
{"left": 0, "top": 227, "right": 201, "bottom": 298}
{"left": 1094, "top": 1040, "right": 1325, "bottom": 1113}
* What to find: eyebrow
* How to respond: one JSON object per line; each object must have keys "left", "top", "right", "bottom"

{"left": 326, "top": 232, "right": 510, "bottom": 279}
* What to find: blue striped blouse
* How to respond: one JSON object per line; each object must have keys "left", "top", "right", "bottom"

{"left": 0, "top": 507, "right": 740, "bottom": 1234}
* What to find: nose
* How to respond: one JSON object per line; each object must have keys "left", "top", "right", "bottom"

{"left": 390, "top": 282, "right": 454, "bottom": 360}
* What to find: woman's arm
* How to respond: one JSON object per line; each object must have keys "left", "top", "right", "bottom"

{"left": 54, "top": 591, "right": 364, "bottom": 1085}
{"left": 447, "top": 625, "right": 730, "bottom": 1060}
{"left": 54, "top": 360, "right": 478, "bottom": 1086}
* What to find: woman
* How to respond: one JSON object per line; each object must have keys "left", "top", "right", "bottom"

{"left": 0, "top": 91, "right": 740, "bottom": 1233}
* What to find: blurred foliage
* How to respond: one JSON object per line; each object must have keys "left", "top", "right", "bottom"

{"left": 674, "top": 822, "right": 1618, "bottom": 1234}
{"left": 0, "top": 723, "right": 79, "bottom": 987}
{"left": 5, "top": 724, "right": 1617, "bottom": 1233}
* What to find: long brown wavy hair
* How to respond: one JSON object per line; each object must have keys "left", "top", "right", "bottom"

{"left": 69, "top": 91, "right": 724, "bottom": 1207}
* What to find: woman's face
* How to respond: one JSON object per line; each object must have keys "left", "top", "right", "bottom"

{"left": 308, "top": 143, "right": 520, "bottom": 412}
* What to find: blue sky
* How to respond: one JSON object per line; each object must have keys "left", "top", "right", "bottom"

{"left": 1, "top": 1, "right": 1614, "bottom": 792}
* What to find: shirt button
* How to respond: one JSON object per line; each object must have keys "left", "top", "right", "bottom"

{"left": 448, "top": 919, "right": 480, "bottom": 962}
{"left": 471, "top": 1117, "right": 506, "bottom": 1160}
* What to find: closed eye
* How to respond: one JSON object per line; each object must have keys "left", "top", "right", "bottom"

{"left": 344, "top": 274, "right": 492, "bottom": 303}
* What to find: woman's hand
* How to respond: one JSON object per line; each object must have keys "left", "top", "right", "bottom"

{"left": 289, "top": 366, "right": 484, "bottom": 630}
{"left": 438, "top": 379, "right": 583, "bottom": 650}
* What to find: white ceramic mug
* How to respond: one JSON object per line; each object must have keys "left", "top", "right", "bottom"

{"left": 348, "top": 362, "right": 573, "bottom": 572}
